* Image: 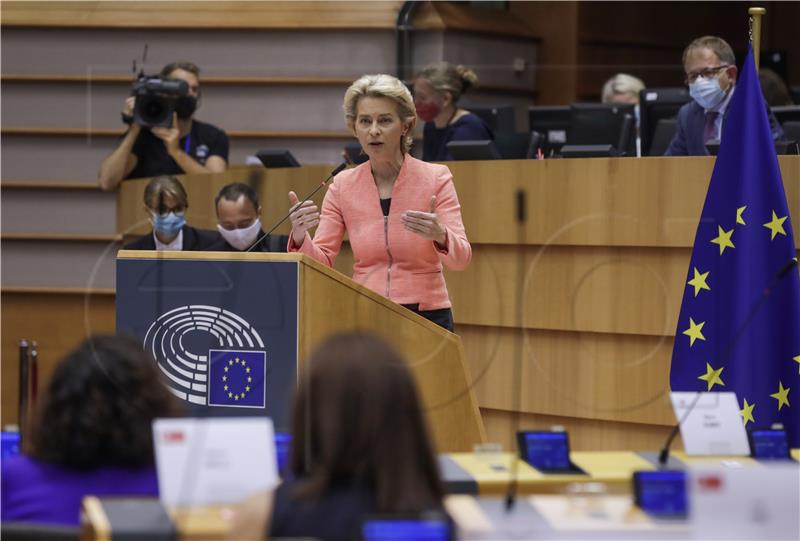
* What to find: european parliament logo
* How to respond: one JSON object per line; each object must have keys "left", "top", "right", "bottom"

{"left": 208, "top": 350, "right": 267, "bottom": 408}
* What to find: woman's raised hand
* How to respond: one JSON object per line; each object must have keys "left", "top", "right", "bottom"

{"left": 288, "top": 191, "right": 320, "bottom": 246}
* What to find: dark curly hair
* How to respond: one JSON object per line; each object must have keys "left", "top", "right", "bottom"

{"left": 26, "top": 335, "right": 183, "bottom": 469}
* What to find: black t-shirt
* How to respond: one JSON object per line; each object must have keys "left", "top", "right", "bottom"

{"left": 126, "top": 119, "right": 229, "bottom": 180}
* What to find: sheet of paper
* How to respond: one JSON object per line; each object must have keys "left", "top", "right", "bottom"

{"left": 153, "top": 417, "right": 278, "bottom": 506}
{"left": 530, "top": 495, "right": 657, "bottom": 531}
{"left": 671, "top": 392, "right": 750, "bottom": 456}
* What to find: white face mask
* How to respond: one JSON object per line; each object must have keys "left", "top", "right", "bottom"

{"left": 689, "top": 76, "right": 727, "bottom": 110}
{"left": 217, "top": 218, "right": 261, "bottom": 251}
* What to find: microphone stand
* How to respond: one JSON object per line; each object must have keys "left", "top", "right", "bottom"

{"left": 505, "top": 188, "right": 527, "bottom": 511}
{"left": 246, "top": 163, "right": 347, "bottom": 253}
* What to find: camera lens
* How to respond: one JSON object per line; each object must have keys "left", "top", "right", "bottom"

{"left": 136, "top": 95, "right": 170, "bottom": 127}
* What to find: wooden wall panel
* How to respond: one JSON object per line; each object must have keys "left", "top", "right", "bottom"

{"left": 1, "top": 291, "right": 116, "bottom": 427}
{"left": 0, "top": 1, "right": 403, "bottom": 30}
{"left": 447, "top": 245, "right": 689, "bottom": 336}
{"left": 458, "top": 325, "right": 676, "bottom": 427}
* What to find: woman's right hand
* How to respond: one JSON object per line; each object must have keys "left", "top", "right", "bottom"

{"left": 288, "top": 191, "right": 320, "bottom": 246}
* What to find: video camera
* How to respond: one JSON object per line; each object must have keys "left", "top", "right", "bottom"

{"left": 131, "top": 75, "right": 189, "bottom": 129}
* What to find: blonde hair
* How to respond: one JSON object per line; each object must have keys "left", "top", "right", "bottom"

{"left": 343, "top": 74, "right": 416, "bottom": 153}
{"left": 601, "top": 73, "right": 645, "bottom": 104}
{"left": 416, "top": 62, "right": 479, "bottom": 104}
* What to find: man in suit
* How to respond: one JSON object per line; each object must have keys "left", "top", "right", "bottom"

{"left": 665, "top": 35, "right": 784, "bottom": 156}
{"left": 208, "top": 182, "right": 288, "bottom": 252}
{"left": 124, "top": 175, "right": 220, "bottom": 251}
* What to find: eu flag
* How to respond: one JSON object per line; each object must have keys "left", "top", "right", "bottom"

{"left": 670, "top": 46, "right": 800, "bottom": 447}
{"left": 207, "top": 349, "right": 267, "bottom": 408}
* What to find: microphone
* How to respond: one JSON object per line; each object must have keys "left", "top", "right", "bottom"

{"left": 658, "top": 257, "right": 798, "bottom": 466}
{"left": 246, "top": 163, "right": 346, "bottom": 253}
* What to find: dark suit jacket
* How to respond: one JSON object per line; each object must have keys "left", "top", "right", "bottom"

{"left": 665, "top": 90, "right": 785, "bottom": 156}
{"left": 123, "top": 225, "right": 221, "bottom": 251}
{"left": 206, "top": 231, "right": 289, "bottom": 253}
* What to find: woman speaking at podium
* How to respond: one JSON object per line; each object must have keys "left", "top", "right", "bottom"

{"left": 287, "top": 74, "right": 471, "bottom": 331}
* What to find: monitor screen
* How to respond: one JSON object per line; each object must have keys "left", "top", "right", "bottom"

{"left": 639, "top": 87, "right": 691, "bottom": 156}
{"left": 256, "top": 149, "right": 301, "bottom": 168}
{"left": 362, "top": 517, "right": 452, "bottom": 541}
{"left": 749, "top": 429, "right": 790, "bottom": 459}
{"left": 445, "top": 140, "right": 502, "bottom": 161}
{"left": 568, "top": 103, "right": 636, "bottom": 156}
{"left": 633, "top": 470, "right": 688, "bottom": 517}
{"left": 528, "top": 105, "right": 570, "bottom": 156}
{"left": 274, "top": 432, "right": 292, "bottom": 475}
{"left": 518, "top": 431, "right": 571, "bottom": 471}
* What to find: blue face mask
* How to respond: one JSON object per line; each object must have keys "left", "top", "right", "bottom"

{"left": 152, "top": 211, "right": 186, "bottom": 237}
{"left": 689, "top": 76, "right": 727, "bottom": 110}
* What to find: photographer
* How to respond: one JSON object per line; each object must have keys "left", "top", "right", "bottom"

{"left": 98, "top": 61, "right": 229, "bottom": 191}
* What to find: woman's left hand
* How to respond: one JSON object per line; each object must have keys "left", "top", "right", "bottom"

{"left": 402, "top": 195, "right": 447, "bottom": 246}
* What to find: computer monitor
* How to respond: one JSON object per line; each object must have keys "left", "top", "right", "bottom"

{"left": 256, "top": 149, "right": 301, "bottom": 168}
{"left": 566, "top": 103, "right": 636, "bottom": 156}
{"left": 445, "top": 140, "right": 502, "bottom": 161}
{"left": 528, "top": 105, "right": 570, "bottom": 157}
{"left": 639, "top": 87, "right": 691, "bottom": 156}
{"left": 771, "top": 105, "right": 800, "bottom": 127}
{"left": 461, "top": 103, "right": 515, "bottom": 134}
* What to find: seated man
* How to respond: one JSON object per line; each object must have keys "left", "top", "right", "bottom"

{"left": 209, "top": 183, "right": 288, "bottom": 252}
{"left": 665, "top": 35, "right": 784, "bottom": 156}
{"left": 98, "top": 61, "right": 229, "bottom": 191}
{"left": 125, "top": 175, "right": 220, "bottom": 251}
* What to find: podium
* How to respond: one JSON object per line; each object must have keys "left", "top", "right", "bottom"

{"left": 116, "top": 250, "right": 485, "bottom": 452}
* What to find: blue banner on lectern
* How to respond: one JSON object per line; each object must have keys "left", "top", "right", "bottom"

{"left": 116, "top": 256, "right": 298, "bottom": 429}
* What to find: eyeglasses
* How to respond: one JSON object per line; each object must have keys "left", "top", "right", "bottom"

{"left": 685, "top": 65, "right": 730, "bottom": 85}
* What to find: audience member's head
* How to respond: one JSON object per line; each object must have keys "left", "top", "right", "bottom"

{"left": 343, "top": 74, "right": 417, "bottom": 155}
{"left": 159, "top": 61, "right": 201, "bottom": 119}
{"left": 601, "top": 73, "right": 645, "bottom": 105}
{"left": 215, "top": 182, "right": 263, "bottom": 250}
{"left": 682, "top": 36, "right": 737, "bottom": 110}
{"left": 290, "top": 332, "right": 443, "bottom": 513}
{"left": 759, "top": 68, "right": 794, "bottom": 106}
{"left": 413, "top": 62, "right": 479, "bottom": 122}
{"left": 26, "top": 335, "right": 182, "bottom": 469}
{"left": 143, "top": 175, "right": 189, "bottom": 241}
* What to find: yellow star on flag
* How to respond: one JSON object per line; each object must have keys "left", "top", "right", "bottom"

{"left": 698, "top": 362, "right": 724, "bottom": 391}
{"left": 794, "top": 354, "right": 800, "bottom": 374}
{"left": 770, "top": 381, "right": 790, "bottom": 411}
{"left": 222, "top": 375, "right": 227, "bottom": 382}
{"left": 245, "top": 385, "right": 250, "bottom": 392}
{"left": 224, "top": 366, "right": 229, "bottom": 373}
{"left": 234, "top": 395, "right": 239, "bottom": 401}
{"left": 740, "top": 398, "right": 755, "bottom": 426}
{"left": 246, "top": 367, "right": 251, "bottom": 373}
{"left": 711, "top": 226, "right": 735, "bottom": 254}
{"left": 228, "top": 391, "right": 233, "bottom": 398}
{"left": 229, "top": 359, "right": 234, "bottom": 365}
{"left": 223, "top": 385, "right": 228, "bottom": 391}
{"left": 763, "top": 211, "right": 788, "bottom": 240}
{"left": 736, "top": 206, "right": 746, "bottom": 225}
{"left": 242, "top": 360, "right": 247, "bottom": 366}
{"left": 682, "top": 317, "right": 706, "bottom": 347}
{"left": 247, "top": 376, "right": 252, "bottom": 383}
{"left": 687, "top": 268, "right": 711, "bottom": 297}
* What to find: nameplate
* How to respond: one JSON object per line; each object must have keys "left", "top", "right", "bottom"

{"left": 670, "top": 392, "right": 749, "bottom": 456}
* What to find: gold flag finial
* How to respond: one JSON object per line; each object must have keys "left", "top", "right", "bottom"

{"left": 749, "top": 7, "right": 766, "bottom": 70}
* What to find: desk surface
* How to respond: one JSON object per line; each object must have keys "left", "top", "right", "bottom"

{"left": 441, "top": 450, "right": 798, "bottom": 495}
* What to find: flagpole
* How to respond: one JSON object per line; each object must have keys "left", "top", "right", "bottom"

{"left": 748, "top": 7, "right": 766, "bottom": 70}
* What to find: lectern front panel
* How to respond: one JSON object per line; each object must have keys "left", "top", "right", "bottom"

{"left": 117, "top": 256, "right": 299, "bottom": 430}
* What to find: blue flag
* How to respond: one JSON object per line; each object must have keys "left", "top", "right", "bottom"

{"left": 670, "top": 46, "right": 800, "bottom": 447}
{"left": 207, "top": 349, "right": 267, "bottom": 408}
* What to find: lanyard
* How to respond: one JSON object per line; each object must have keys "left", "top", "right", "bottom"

{"left": 183, "top": 133, "right": 191, "bottom": 154}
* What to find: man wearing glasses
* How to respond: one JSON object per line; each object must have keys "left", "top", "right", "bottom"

{"left": 665, "top": 36, "right": 784, "bottom": 156}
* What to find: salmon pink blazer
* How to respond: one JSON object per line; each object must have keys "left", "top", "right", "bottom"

{"left": 289, "top": 155, "right": 471, "bottom": 310}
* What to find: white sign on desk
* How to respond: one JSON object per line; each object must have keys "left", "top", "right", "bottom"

{"left": 153, "top": 417, "right": 279, "bottom": 506}
{"left": 670, "top": 392, "right": 750, "bottom": 456}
